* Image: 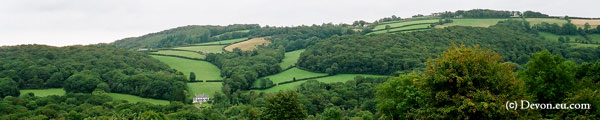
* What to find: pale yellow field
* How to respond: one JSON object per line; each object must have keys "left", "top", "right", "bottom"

{"left": 224, "top": 37, "right": 271, "bottom": 51}
{"left": 571, "top": 19, "right": 600, "bottom": 27}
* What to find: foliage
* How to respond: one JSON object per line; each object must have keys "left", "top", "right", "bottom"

{"left": 0, "top": 78, "right": 19, "bottom": 98}
{"left": 519, "top": 50, "right": 576, "bottom": 104}
{"left": 262, "top": 91, "right": 307, "bottom": 120}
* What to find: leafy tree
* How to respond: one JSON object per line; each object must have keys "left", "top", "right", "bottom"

{"left": 189, "top": 72, "right": 196, "bottom": 81}
{"left": 375, "top": 73, "right": 424, "bottom": 119}
{"left": 263, "top": 91, "right": 307, "bottom": 120}
{"left": 519, "top": 50, "right": 576, "bottom": 104}
{"left": 63, "top": 71, "right": 101, "bottom": 93}
{"left": 95, "top": 82, "right": 110, "bottom": 92}
{"left": 0, "top": 77, "right": 19, "bottom": 98}
{"left": 322, "top": 107, "right": 342, "bottom": 120}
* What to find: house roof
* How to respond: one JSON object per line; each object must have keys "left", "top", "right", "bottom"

{"left": 195, "top": 94, "right": 209, "bottom": 98}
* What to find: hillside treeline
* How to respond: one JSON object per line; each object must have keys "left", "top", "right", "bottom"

{"left": 0, "top": 45, "right": 187, "bottom": 101}
{"left": 297, "top": 20, "right": 600, "bottom": 75}
{"left": 112, "top": 24, "right": 260, "bottom": 49}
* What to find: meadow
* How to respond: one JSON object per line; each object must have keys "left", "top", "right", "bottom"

{"left": 20, "top": 88, "right": 66, "bottom": 97}
{"left": 108, "top": 93, "right": 170, "bottom": 105}
{"left": 187, "top": 82, "right": 223, "bottom": 97}
{"left": 150, "top": 55, "right": 222, "bottom": 80}
{"left": 370, "top": 24, "right": 431, "bottom": 34}
{"left": 373, "top": 19, "right": 438, "bottom": 31}
{"left": 435, "top": 18, "right": 508, "bottom": 28}
{"left": 525, "top": 18, "right": 566, "bottom": 25}
{"left": 195, "top": 37, "right": 249, "bottom": 45}
{"left": 173, "top": 45, "right": 226, "bottom": 53}
{"left": 252, "top": 68, "right": 326, "bottom": 87}
{"left": 571, "top": 19, "right": 600, "bottom": 28}
{"left": 151, "top": 50, "right": 205, "bottom": 59}
{"left": 256, "top": 74, "right": 387, "bottom": 93}
{"left": 280, "top": 49, "right": 305, "bottom": 69}
{"left": 225, "top": 37, "right": 271, "bottom": 51}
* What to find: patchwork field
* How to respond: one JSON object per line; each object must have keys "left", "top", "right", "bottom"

{"left": 173, "top": 45, "right": 225, "bottom": 53}
{"left": 20, "top": 88, "right": 66, "bottom": 97}
{"left": 187, "top": 82, "right": 223, "bottom": 97}
{"left": 280, "top": 49, "right": 305, "bottom": 69}
{"left": 108, "top": 93, "right": 170, "bottom": 105}
{"left": 373, "top": 19, "right": 438, "bottom": 31}
{"left": 151, "top": 50, "right": 205, "bottom": 59}
{"left": 252, "top": 68, "right": 327, "bottom": 87}
{"left": 150, "top": 55, "right": 222, "bottom": 80}
{"left": 195, "top": 38, "right": 249, "bottom": 45}
{"left": 225, "top": 37, "right": 271, "bottom": 51}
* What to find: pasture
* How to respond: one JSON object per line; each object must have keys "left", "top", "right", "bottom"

{"left": 256, "top": 74, "right": 388, "bottom": 93}
{"left": 252, "top": 68, "right": 327, "bottom": 87}
{"left": 526, "top": 18, "right": 567, "bottom": 25}
{"left": 150, "top": 55, "right": 222, "bottom": 80}
{"left": 435, "top": 18, "right": 508, "bottom": 28}
{"left": 195, "top": 38, "right": 249, "bottom": 45}
{"left": 151, "top": 50, "right": 205, "bottom": 59}
{"left": 173, "top": 45, "right": 225, "bottom": 53}
{"left": 187, "top": 82, "right": 223, "bottom": 97}
{"left": 20, "top": 88, "right": 66, "bottom": 97}
{"left": 280, "top": 49, "right": 305, "bottom": 69}
{"left": 571, "top": 19, "right": 600, "bottom": 28}
{"left": 108, "top": 93, "right": 170, "bottom": 105}
{"left": 370, "top": 24, "right": 431, "bottom": 34}
{"left": 373, "top": 19, "right": 438, "bottom": 31}
{"left": 255, "top": 80, "right": 307, "bottom": 93}
{"left": 225, "top": 37, "right": 271, "bottom": 51}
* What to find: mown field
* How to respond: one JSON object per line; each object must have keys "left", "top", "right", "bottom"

{"left": 19, "top": 88, "right": 169, "bottom": 105}
{"left": 255, "top": 74, "right": 387, "bottom": 93}
{"left": 373, "top": 19, "right": 438, "bottom": 31}
{"left": 571, "top": 19, "right": 600, "bottom": 28}
{"left": 195, "top": 37, "right": 249, "bottom": 45}
{"left": 252, "top": 68, "right": 327, "bottom": 87}
{"left": 20, "top": 88, "right": 66, "bottom": 97}
{"left": 225, "top": 37, "right": 271, "bottom": 51}
{"left": 108, "top": 93, "right": 170, "bottom": 105}
{"left": 173, "top": 45, "right": 225, "bottom": 53}
{"left": 187, "top": 82, "right": 223, "bottom": 97}
{"left": 280, "top": 49, "right": 305, "bottom": 69}
{"left": 151, "top": 50, "right": 205, "bottom": 59}
{"left": 150, "top": 55, "right": 222, "bottom": 81}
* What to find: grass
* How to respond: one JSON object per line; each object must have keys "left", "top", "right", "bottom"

{"left": 252, "top": 68, "right": 326, "bottom": 87}
{"left": 195, "top": 37, "right": 249, "bottom": 45}
{"left": 571, "top": 19, "right": 600, "bottom": 28}
{"left": 151, "top": 55, "right": 222, "bottom": 81}
{"left": 280, "top": 49, "right": 305, "bottom": 69}
{"left": 370, "top": 24, "right": 431, "bottom": 34}
{"left": 108, "top": 93, "right": 170, "bottom": 105}
{"left": 187, "top": 82, "right": 222, "bottom": 97}
{"left": 373, "top": 19, "right": 439, "bottom": 31}
{"left": 20, "top": 88, "right": 66, "bottom": 97}
{"left": 173, "top": 45, "right": 225, "bottom": 53}
{"left": 151, "top": 50, "right": 205, "bottom": 59}
{"left": 225, "top": 37, "right": 271, "bottom": 51}
{"left": 525, "top": 18, "right": 566, "bottom": 25}
{"left": 436, "top": 18, "right": 509, "bottom": 28}
{"left": 256, "top": 74, "right": 388, "bottom": 93}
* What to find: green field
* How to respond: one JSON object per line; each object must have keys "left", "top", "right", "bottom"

{"left": 373, "top": 19, "right": 438, "bottom": 31}
{"left": 196, "top": 37, "right": 249, "bottom": 45}
{"left": 173, "top": 45, "right": 225, "bottom": 53}
{"left": 151, "top": 50, "right": 205, "bottom": 59}
{"left": 108, "top": 93, "right": 170, "bottom": 105}
{"left": 20, "top": 88, "right": 66, "bottom": 97}
{"left": 151, "top": 55, "right": 222, "bottom": 80}
{"left": 256, "top": 74, "right": 388, "bottom": 93}
{"left": 436, "top": 18, "right": 509, "bottom": 28}
{"left": 280, "top": 49, "right": 305, "bottom": 69}
{"left": 252, "top": 68, "right": 326, "bottom": 87}
{"left": 187, "top": 82, "right": 222, "bottom": 97}
{"left": 526, "top": 18, "right": 567, "bottom": 25}
{"left": 314, "top": 74, "right": 387, "bottom": 83}
{"left": 371, "top": 24, "right": 431, "bottom": 34}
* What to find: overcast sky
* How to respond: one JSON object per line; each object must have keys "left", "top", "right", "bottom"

{"left": 1, "top": 0, "right": 598, "bottom": 46}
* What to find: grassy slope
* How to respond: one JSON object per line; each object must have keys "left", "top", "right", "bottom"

{"left": 173, "top": 45, "right": 226, "bottom": 53}
{"left": 253, "top": 68, "right": 327, "bottom": 86}
{"left": 150, "top": 55, "right": 222, "bottom": 80}
{"left": 280, "top": 49, "right": 305, "bottom": 69}
{"left": 256, "top": 74, "right": 387, "bottom": 93}
{"left": 196, "top": 38, "right": 249, "bottom": 45}
{"left": 20, "top": 88, "right": 66, "bottom": 97}
{"left": 20, "top": 88, "right": 169, "bottom": 105}
{"left": 108, "top": 93, "right": 170, "bottom": 105}
{"left": 373, "top": 19, "right": 438, "bottom": 30}
{"left": 187, "top": 82, "right": 222, "bottom": 97}
{"left": 526, "top": 18, "right": 567, "bottom": 25}
{"left": 371, "top": 24, "right": 431, "bottom": 34}
{"left": 225, "top": 37, "right": 271, "bottom": 51}
{"left": 151, "top": 50, "right": 205, "bottom": 59}
{"left": 436, "top": 18, "right": 508, "bottom": 28}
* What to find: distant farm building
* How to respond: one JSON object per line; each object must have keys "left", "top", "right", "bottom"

{"left": 193, "top": 94, "right": 210, "bottom": 103}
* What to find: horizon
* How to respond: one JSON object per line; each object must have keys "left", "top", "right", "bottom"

{"left": 1, "top": 0, "right": 598, "bottom": 47}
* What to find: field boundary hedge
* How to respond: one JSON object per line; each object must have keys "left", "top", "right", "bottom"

{"left": 188, "top": 80, "right": 224, "bottom": 83}
{"left": 372, "top": 22, "right": 437, "bottom": 32}
{"left": 147, "top": 53, "right": 206, "bottom": 61}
